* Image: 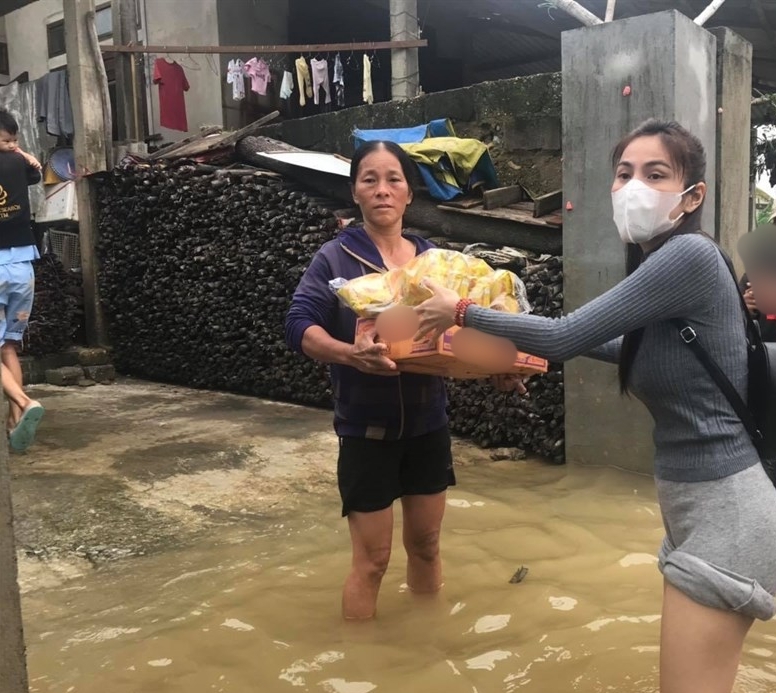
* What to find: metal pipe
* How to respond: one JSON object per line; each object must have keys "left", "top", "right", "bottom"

{"left": 605, "top": 0, "right": 617, "bottom": 22}
{"left": 550, "top": 0, "right": 602, "bottom": 27}
{"left": 694, "top": 0, "right": 727, "bottom": 26}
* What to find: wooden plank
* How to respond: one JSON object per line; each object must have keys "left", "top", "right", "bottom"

{"left": 483, "top": 185, "right": 524, "bottom": 210}
{"left": 442, "top": 196, "right": 483, "bottom": 209}
{"left": 157, "top": 132, "right": 233, "bottom": 160}
{"left": 533, "top": 189, "right": 563, "bottom": 217}
{"left": 156, "top": 112, "right": 280, "bottom": 160}
{"left": 102, "top": 40, "right": 428, "bottom": 54}
{"left": 437, "top": 203, "right": 562, "bottom": 229}
{"left": 148, "top": 126, "right": 222, "bottom": 161}
{"left": 407, "top": 198, "right": 561, "bottom": 254}
{"left": 208, "top": 111, "right": 281, "bottom": 150}
{"left": 507, "top": 201, "right": 535, "bottom": 213}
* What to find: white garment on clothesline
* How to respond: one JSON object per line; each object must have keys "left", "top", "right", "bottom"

{"left": 280, "top": 70, "right": 295, "bottom": 100}
{"left": 226, "top": 59, "right": 245, "bottom": 101}
{"left": 310, "top": 58, "right": 331, "bottom": 105}
{"left": 363, "top": 55, "right": 373, "bottom": 105}
{"left": 334, "top": 53, "right": 345, "bottom": 108}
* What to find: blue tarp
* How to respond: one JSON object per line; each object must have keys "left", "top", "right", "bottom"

{"left": 352, "top": 120, "right": 499, "bottom": 201}
{"left": 353, "top": 118, "right": 455, "bottom": 147}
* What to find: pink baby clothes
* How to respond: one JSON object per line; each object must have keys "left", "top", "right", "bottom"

{"left": 310, "top": 58, "right": 331, "bottom": 105}
{"left": 244, "top": 57, "right": 272, "bottom": 96}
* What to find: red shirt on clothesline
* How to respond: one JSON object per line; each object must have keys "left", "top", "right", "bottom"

{"left": 153, "top": 59, "right": 190, "bottom": 132}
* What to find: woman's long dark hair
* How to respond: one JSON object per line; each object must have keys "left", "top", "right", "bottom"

{"left": 615, "top": 120, "right": 707, "bottom": 393}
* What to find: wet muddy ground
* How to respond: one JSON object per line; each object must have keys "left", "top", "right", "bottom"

{"left": 11, "top": 380, "right": 776, "bottom": 692}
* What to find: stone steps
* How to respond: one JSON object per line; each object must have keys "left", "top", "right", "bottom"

{"left": 21, "top": 348, "right": 116, "bottom": 387}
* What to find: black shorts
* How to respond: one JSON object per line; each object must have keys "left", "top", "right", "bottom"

{"left": 337, "top": 426, "right": 456, "bottom": 517}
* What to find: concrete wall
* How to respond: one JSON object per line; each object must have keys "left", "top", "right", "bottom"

{"left": 216, "top": 0, "right": 289, "bottom": 131}
{"left": 0, "top": 17, "right": 8, "bottom": 85}
{"left": 141, "top": 0, "right": 223, "bottom": 139}
{"left": 0, "top": 426, "right": 28, "bottom": 692}
{"left": 712, "top": 28, "right": 753, "bottom": 275}
{"left": 257, "top": 72, "right": 563, "bottom": 196}
{"left": 561, "top": 11, "right": 718, "bottom": 473}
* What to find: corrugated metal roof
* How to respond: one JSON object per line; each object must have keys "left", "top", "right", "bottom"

{"left": 423, "top": 0, "right": 776, "bottom": 88}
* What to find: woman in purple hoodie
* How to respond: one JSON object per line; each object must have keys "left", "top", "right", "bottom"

{"left": 286, "top": 141, "right": 459, "bottom": 620}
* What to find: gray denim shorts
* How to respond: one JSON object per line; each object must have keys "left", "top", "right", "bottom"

{"left": 656, "top": 462, "right": 776, "bottom": 621}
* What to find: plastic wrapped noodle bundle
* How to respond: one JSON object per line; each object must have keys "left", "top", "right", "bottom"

{"left": 330, "top": 248, "right": 531, "bottom": 317}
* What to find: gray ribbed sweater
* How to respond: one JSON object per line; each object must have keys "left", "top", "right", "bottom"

{"left": 466, "top": 233, "right": 761, "bottom": 482}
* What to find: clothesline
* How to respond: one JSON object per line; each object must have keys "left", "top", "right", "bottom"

{"left": 102, "top": 40, "right": 427, "bottom": 55}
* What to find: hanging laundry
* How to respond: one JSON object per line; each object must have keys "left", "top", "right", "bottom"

{"left": 244, "top": 57, "right": 272, "bottom": 96}
{"left": 310, "top": 58, "right": 331, "bottom": 106}
{"left": 153, "top": 58, "right": 190, "bottom": 132}
{"left": 226, "top": 58, "right": 246, "bottom": 101}
{"left": 35, "top": 71, "right": 74, "bottom": 138}
{"left": 280, "top": 70, "right": 295, "bottom": 100}
{"left": 295, "top": 57, "right": 313, "bottom": 106}
{"left": 333, "top": 54, "right": 345, "bottom": 108}
{"left": 363, "top": 54, "right": 374, "bottom": 105}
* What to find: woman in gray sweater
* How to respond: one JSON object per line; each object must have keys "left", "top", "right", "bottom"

{"left": 416, "top": 119, "right": 776, "bottom": 693}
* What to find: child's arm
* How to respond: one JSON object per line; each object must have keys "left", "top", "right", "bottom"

{"left": 17, "top": 150, "right": 42, "bottom": 171}
{"left": 16, "top": 150, "right": 42, "bottom": 185}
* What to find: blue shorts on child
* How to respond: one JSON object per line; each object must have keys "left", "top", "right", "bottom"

{"left": 0, "top": 260, "right": 35, "bottom": 344}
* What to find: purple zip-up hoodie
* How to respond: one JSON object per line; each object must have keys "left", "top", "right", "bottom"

{"left": 285, "top": 227, "right": 448, "bottom": 440}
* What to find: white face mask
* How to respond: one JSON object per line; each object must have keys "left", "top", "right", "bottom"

{"left": 612, "top": 179, "right": 695, "bottom": 244}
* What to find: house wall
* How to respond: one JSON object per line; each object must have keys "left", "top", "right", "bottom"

{"left": 140, "top": 0, "right": 223, "bottom": 139}
{"left": 2, "top": 0, "right": 225, "bottom": 142}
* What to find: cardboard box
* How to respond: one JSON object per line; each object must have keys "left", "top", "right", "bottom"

{"left": 356, "top": 318, "right": 548, "bottom": 379}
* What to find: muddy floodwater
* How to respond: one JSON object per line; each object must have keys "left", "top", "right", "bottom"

{"left": 12, "top": 381, "right": 776, "bottom": 692}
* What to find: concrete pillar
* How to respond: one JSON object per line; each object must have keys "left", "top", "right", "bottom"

{"left": 0, "top": 411, "right": 28, "bottom": 693}
{"left": 561, "top": 10, "right": 717, "bottom": 472}
{"left": 390, "top": 0, "right": 420, "bottom": 100}
{"left": 711, "top": 27, "right": 753, "bottom": 276}
{"left": 64, "top": 0, "right": 109, "bottom": 347}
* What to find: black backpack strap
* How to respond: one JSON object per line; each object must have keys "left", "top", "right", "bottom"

{"left": 670, "top": 319, "right": 763, "bottom": 442}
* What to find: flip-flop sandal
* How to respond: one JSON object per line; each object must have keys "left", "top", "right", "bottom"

{"left": 9, "top": 403, "right": 45, "bottom": 453}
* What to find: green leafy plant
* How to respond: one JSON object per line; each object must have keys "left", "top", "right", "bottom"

{"left": 757, "top": 199, "right": 774, "bottom": 226}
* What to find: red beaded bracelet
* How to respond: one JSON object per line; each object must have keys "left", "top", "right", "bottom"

{"left": 454, "top": 298, "right": 475, "bottom": 327}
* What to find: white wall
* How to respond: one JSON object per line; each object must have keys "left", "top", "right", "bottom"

{"left": 5, "top": 0, "right": 62, "bottom": 81}
{"left": 141, "top": 0, "right": 223, "bottom": 140}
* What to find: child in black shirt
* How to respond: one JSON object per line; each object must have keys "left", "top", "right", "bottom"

{"left": 0, "top": 109, "right": 45, "bottom": 452}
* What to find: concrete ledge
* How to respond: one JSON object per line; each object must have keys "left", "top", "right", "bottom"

{"left": 257, "top": 73, "right": 563, "bottom": 186}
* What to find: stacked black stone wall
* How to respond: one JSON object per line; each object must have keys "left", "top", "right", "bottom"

{"left": 97, "top": 164, "right": 563, "bottom": 461}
